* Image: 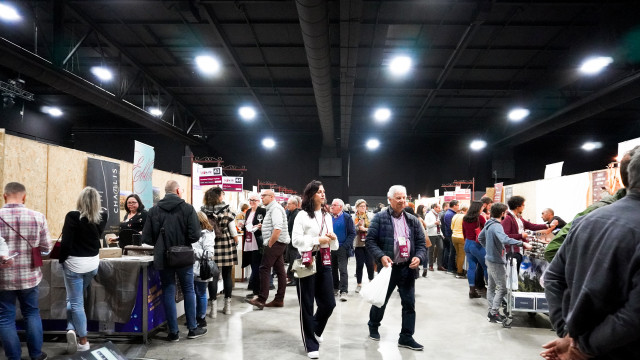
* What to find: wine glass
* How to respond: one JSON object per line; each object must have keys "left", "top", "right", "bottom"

{"left": 257, "top": 214, "right": 264, "bottom": 223}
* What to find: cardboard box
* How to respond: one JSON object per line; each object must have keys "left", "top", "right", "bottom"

{"left": 99, "top": 248, "right": 122, "bottom": 259}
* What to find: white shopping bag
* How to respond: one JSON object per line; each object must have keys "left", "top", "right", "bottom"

{"left": 360, "top": 265, "right": 392, "bottom": 308}
{"left": 509, "top": 258, "right": 519, "bottom": 290}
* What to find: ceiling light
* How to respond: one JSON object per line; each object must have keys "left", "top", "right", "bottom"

{"left": 581, "top": 141, "right": 602, "bottom": 151}
{"left": 149, "top": 107, "right": 162, "bottom": 117}
{"left": 579, "top": 56, "right": 613, "bottom": 75}
{"left": 90, "top": 66, "right": 113, "bottom": 81}
{"left": 366, "top": 139, "right": 380, "bottom": 150}
{"left": 262, "top": 137, "right": 276, "bottom": 149}
{"left": 47, "top": 107, "right": 63, "bottom": 117}
{"left": 0, "top": 3, "right": 21, "bottom": 22}
{"left": 238, "top": 106, "right": 256, "bottom": 120}
{"left": 389, "top": 56, "right": 412, "bottom": 76}
{"left": 508, "top": 108, "right": 530, "bottom": 122}
{"left": 195, "top": 55, "right": 220, "bottom": 75}
{"left": 373, "top": 108, "right": 391, "bottom": 122}
{"left": 470, "top": 140, "right": 487, "bottom": 151}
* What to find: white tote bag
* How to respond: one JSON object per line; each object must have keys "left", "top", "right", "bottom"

{"left": 360, "top": 265, "right": 392, "bottom": 308}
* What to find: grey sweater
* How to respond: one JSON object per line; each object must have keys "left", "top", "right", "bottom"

{"left": 478, "top": 218, "right": 523, "bottom": 264}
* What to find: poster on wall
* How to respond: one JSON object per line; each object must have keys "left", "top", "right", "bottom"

{"left": 591, "top": 170, "right": 609, "bottom": 203}
{"left": 87, "top": 158, "right": 120, "bottom": 236}
{"left": 493, "top": 183, "right": 503, "bottom": 203}
{"left": 133, "top": 141, "right": 155, "bottom": 210}
{"left": 504, "top": 186, "right": 513, "bottom": 203}
{"left": 444, "top": 191, "right": 455, "bottom": 202}
{"left": 199, "top": 167, "right": 222, "bottom": 186}
{"left": 455, "top": 188, "right": 471, "bottom": 200}
{"left": 222, "top": 176, "right": 243, "bottom": 192}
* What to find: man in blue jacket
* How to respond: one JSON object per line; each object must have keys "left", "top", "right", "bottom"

{"left": 478, "top": 203, "right": 531, "bottom": 324}
{"left": 366, "top": 185, "right": 427, "bottom": 351}
{"left": 330, "top": 198, "right": 355, "bottom": 301}
{"left": 442, "top": 200, "right": 459, "bottom": 272}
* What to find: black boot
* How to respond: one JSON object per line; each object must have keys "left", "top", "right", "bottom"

{"left": 469, "top": 286, "right": 481, "bottom": 299}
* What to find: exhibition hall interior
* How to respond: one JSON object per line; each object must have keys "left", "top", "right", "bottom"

{"left": 1, "top": 1, "right": 640, "bottom": 359}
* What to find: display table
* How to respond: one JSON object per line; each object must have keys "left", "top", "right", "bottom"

{"left": 32, "top": 257, "right": 166, "bottom": 343}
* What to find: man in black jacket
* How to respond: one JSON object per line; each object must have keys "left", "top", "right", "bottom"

{"left": 542, "top": 150, "right": 640, "bottom": 360}
{"left": 285, "top": 196, "right": 301, "bottom": 286}
{"left": 142, "top": 180, "right": 204, "bottom": 342}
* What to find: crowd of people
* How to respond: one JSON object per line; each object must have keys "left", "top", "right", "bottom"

{"left": 1, "top": 146, "right": 640, "bottom": 360}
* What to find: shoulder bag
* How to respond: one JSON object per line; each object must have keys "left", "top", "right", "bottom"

{"left": 49, "top": 234, "right": 62, "bottom": 259}
{"left": 161, "top": 227, "right": 195, "bottom": 268}
{"left": 199, "top": 250, "right": 220, "bottom": 280}
{"left": 0, "top": 216, "right": 43, "bottom": 267}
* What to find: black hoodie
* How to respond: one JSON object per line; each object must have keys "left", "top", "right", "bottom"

{"left": 142, "top": 193, "right": 201, "bottom": 270}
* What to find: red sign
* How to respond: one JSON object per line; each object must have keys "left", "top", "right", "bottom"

{"left": 493, "top": 182, "right": 503, "bottom": 203}
{"left": 222, "top": 176, "right": 243, "bottom": 192}
{"left": 199, "top": 167, "right": 222, "bottom": 186}
{"left": 444, "top": 191, "right": 455, "bottom": 202}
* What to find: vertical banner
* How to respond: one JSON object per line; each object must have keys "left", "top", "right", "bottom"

{"left": 87, "top": 158, "right": 120, "bottom": 236}
{"left": 133, "top": 141, "right": 155, "bottom": 210}
{"left": 591, "top": 170, "right": 609, "bottom": 203}
{"left": 504, "top": 186, "right": 514, "bottom": 203}
{"left": 493, "top": 182, "right": 503, "bottom": 203}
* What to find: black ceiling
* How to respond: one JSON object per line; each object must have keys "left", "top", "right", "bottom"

{"left": 2, "top": 0, "right": 640, "bottom": 157}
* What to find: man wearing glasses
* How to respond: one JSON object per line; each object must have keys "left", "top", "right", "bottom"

{"left": 247, "top": 190, "right": 290, "bottom": 309}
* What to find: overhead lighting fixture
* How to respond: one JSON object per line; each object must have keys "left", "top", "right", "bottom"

{"left": 238, "top": 106, "right": 256, "bottom": 120}
{"left": 0, "top": 3, "right": 21, "bottom": 22}
{"left": 579, "top": 56, "right": 613, "bottom": 75}
{"left": 389, "top": 56, "right": 412, "bottom": 76}
{"left": 44, "top": 106, "right": 63, "bottom": 117}
{"left": 366, "top": 138, "right": 380, "bottom": 150}
{"left": 149, "top": 107, "right": 162, "bottom": 117}
{"left": 581, "top": 141, "right": 602, "bottom": 151}
{"left": 262, "top": 137, "right": 276, "bottom": 149}
{"left": 373, "top": 108, "right": 391, "bottom": 122}
{"left": 470, "top": 140, "right": 487, "bottom": 151}
{"left": 195, "top": 55, "right": 220, "bottom": 75}
{"left": 90, "top": 66, "right": 113, "bottom": 81}
{"left": 508, "top": 108, "right": 530, "bottom": 122}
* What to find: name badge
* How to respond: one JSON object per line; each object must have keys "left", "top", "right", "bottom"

{"left": 302, "top": 251, "right": 313, "bottom": 266}
{"left": 245, "top": 232, "right": 252, "bottom": 243}
{"left": 398, "top": 236, "right": 409, "bottom": 258}
{"left": 320, "top": 247, "right": 332, "bottom": 266}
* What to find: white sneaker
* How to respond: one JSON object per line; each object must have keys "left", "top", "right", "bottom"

{"left": 314, "top": 333, "right": 323, "bottom": 343}
{"left": 66, "top": 330, "right": 77, "bottom": 354}
{"left": 307, "top": 350, "right": 319, "bottom": 359}
{"left": 340, "top": 292, "right": 347, "bottom": 302}
{"left": 355, "top": 285, "right": 362, "bottom": 293}
{"left": 77, "top": 341, "right": 90, "bottom": 352}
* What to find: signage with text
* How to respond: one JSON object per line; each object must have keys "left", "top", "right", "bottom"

{"left": 455, "top": 188, "right": 471, "bottom": 200}
{"left": 493, "top": 182, "right": 503, "bottom": 203}
{"left": 222, "top": 176, "right": 243, "bottom": 192}
{"left": 443, "top": 191, "right": 455, "bottom": 202}
{"left": 199, "top": 167, "right": 222, "bottom": 186}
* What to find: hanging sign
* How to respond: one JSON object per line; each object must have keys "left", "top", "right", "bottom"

{"left": 199, "top": 167, "right": 222, "bottom": 186}
{"left": 493, "top": 182, "right": 503, "bottom": 203}
{"left": 222, "top": 176, "right": 243, "bottom": 192}
{"left": 443, "top": 191, "right": 455, "bottom": 202}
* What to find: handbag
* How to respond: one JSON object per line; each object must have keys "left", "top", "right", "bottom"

{"left": 160, "top": 228, "right": 195, "bottom": 268}
{"left": 0, "top": 216, "right": 43, "bottom": 267}
{"left": 49, "top": 234, "right": 62, "bottom": 259}
{"left": 199, "top": 250, "right": 220, "bottom": 280}
{"left": 292, "top": 258, "right": 316, "bottom": 278}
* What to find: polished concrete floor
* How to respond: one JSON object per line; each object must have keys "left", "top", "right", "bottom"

{"left": 31, "top": 261, "right": 556, "bottom": 360}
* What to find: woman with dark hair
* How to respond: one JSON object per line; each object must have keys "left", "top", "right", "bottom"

{"left": 120, "top": 194, "right": 148, "bottom": 233}
{"left": 462, "top": 200, "right": 487, "bottom": 298}
{"left": 480, "top": 196, "right": 493, "bottom": 221}
{"left": 201, "top": 187, "right": 240, "bottom": 316}
{"left": 353, "top": 199, "right": 374, "bottom": 293}
{"left": 60, "top": 187, "right": 107, "bottom": 354}
{"left": 291, "top": 180, "right": 337, "bottom": 359}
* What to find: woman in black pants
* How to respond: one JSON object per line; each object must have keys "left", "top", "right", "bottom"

{"left": 291, "top": 180, "right": 337, "bottom": 359}
{"left": 353, "top": 199, "right": 374, "bottom": 293}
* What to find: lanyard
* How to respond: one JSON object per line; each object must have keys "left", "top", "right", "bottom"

{"left": 315, "top": 213, "right": 326, "bottom": 236}
{"left": 392, "top": 213, "right": 409, "bottom": 239}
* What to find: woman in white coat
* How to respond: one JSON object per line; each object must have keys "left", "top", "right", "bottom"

{"left": 194, "top": 212, "right": 216, "bottom": 324}
{"left": 292, "top": 180, "right": 338, "bottom": 359}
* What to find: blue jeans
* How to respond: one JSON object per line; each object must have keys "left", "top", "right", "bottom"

{"left": 464, "top": 240, "right": 488, "bottom": 286}
{"left": 63, "top": 266, "right": 98, "bottom": 337}
{"left": 194, "top": 281, "right": 208, "bottom": 319}
{"left": 160, "top": 266, "right": 197, "bottom": 334}
{"left": 442, "top": 235, "right": 452, "bottom": 270}
{"left": 0, "top": 286, "right": 44, "bottom": 360}
{"left": 368, "top": 264, "right": 416, "bottom": 341}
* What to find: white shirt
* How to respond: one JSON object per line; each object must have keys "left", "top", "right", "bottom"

{"left": 425, "top": 210, "right": 442, "bottom": 237}
{"left": 65, "top": 255, "right": 100, "bottom": 273}
{"left": 508, "top": 210, "right": 524, "bottom": 233}
{"left": 244, "top": 210, "right": 258, "bottom": 252}
{"left": 292, "top": 210, "right": 337, "bottom": 252}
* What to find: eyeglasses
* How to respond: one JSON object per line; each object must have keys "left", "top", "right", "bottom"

{"left": 249, "top": 199, "right": 259, "bottom": 202}
{"left": 126, "top": 201, "right": 138, "bottom": 204}
{"left": 260, "top": 194, "right": 272, "bottom": 197}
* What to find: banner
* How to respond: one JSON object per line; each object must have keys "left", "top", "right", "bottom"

{"left": 443, "top": 191, "right": 455, "bottom": 202}
{"left": 591, "top": 170, "right": 609, "bottom": 203}
{"left": 87, "top": 158, "right": 120, "bottom": 237}
{"left": 133, "top": 141, "right": 154, "bottom": 209}
{"left": 199, "top": 167, "right": 222, "bottom": 186}
{"left": 455, "top": 188, "right": 471, "bottom": 200}
{"left": 222, "top": 176, "right": 243, "bottom": 192}
{"left": 504, "top": 186, "right": 514, "bottom": 203}
{"left": 493, "top": 182, "right": 503, "bottom": 203}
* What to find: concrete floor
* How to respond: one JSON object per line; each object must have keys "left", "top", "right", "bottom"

{"left": 31, "top": 261, "right": 556, "bottom": 360}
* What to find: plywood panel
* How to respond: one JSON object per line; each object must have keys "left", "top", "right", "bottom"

{"left": 0, "top": 129, "right": 5, "bottom": 205}
{"left": 152, "top": 170, "right": 191, "bottom": 205}
{"left": 3, "top": 135, "right": 48, "bottom": 214}
{"left": 46, "top": 145, "right": 87, "bottom": 238}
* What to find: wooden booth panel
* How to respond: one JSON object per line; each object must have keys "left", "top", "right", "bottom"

{"left": 0, "top": 129, "right": 5, "bottom": 196}
{"left": 2, "top": 135, "right": 48, "bottom": 214}
{"left": 152, "top": 171, "right": 192, "bottom": 205}
{"left": 47, "top": 145, "right": 87, "bottom": 238}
